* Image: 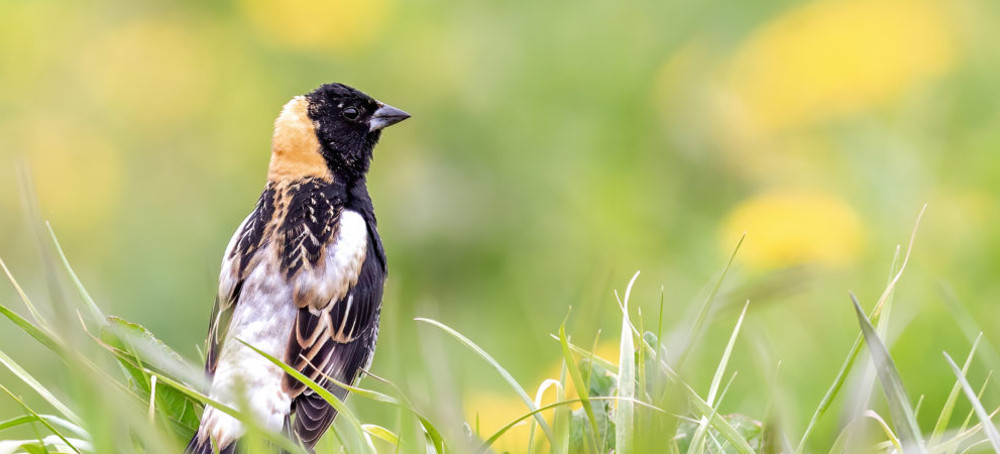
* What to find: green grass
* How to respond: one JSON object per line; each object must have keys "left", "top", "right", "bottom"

{"left": 2, "top": 211, "right": 1000, "bottom": 453}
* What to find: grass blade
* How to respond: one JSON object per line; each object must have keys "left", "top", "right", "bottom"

{"left": 615, "top": 272, "right": 639, "bottom": 454}
{"left": 558, "top": 322, "right": 601, "bottom": 450}
{"left": 850, "top": 245, "right": 903, "bottom": 420}
{"left": 684, "top": 385, "right": 756, "bottom": 454}
{"left": 852, "top": 295, "right": 925, "bottom": 452}
{"left": 0, "top": 301, "right": 62, "bottom": 353}
{"left": 44, "top": 223, "right": 104, "bottom": 323}
{"left": 237, "top": 339, "right": 374, "bottom": 453}
{"left": 689, "top": 301, "right": 749, "bottom": 453}
{"left": 150, "top": 373, "right": 305, "bottom": 453}
{"left": 863, "top": 410, "right": 903, "bottom": 453}
{"left": 673, "top": 234, "right": 745, "bottom": 369}
{"left": 0, "top": 383, "right": 81, "bottom": 453}
{"left": 797, "top": 206, "right": 926, "bottom": 453}
{"left": 940, "top": 285, "right": 1000, "bottom": 400}
{"left": 416, "top": 317, "right": 556, "bottom": 445}
{"left": 557, "top": 332, "right": 755, "bottom": 453}
{"left": 650, "top": 353, "right": 756, "bottom": 454}
{"left": 0, "top": 257, "right": 51, "bottom": 331}
{"left": 708, "top": 301, "right": 748, "bottom": 406}
{"left": 362, "top": 424, "right": 399, "bottom": 446}
{"left": 0, "top": 350, "right": 81, "bottom": 424}
{"left": 553, "top": 363, "right": 570, "bottom": 454}
{"left": 361, "top": 372, "right": 446, "bottom": 454}
{"left": 943, "top": 352, "right": 1000, "bottom": 452}
{"left": 0, "top": 414, "right": 85, "bottom": 438}
{"left": 479, "top": 396, "right": 662, "bottom": 453}
{"left": 929, "top": 334, "right": 981, "bottom": 446}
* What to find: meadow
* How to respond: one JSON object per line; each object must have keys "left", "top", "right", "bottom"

{"left": 1, "top": 0, "right": 1000, "bottom": 452}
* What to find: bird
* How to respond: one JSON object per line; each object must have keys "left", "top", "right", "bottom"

{"left": 186, "top": 83, "right": 409, "bottom": 454}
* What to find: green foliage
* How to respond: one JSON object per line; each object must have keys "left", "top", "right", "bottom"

{"left": 4, "top": 211, "right": 1000, "bottom": 454}
{"left": 98, "top": 316, "right": 202, "bottom": 439}
{"left": 567, "top": 360, "right": 615, "bottom": 454}
{"left": 3, "top": 0, "right": 1000, "bottom": 450}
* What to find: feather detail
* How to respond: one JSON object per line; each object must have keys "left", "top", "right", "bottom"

{"left": 206, "top": 186, "right": 275, "bottom": 375}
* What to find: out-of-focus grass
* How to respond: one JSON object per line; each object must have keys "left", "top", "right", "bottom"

{"left": 2, "top": 0, "right": 1000, "bottom": 451}
{"left": 3, "top": 211, "right": 1000, "bottom": 453}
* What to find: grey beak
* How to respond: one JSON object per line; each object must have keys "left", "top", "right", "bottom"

{"left": 369, "top": 103, "right": 411, "bottom": 131}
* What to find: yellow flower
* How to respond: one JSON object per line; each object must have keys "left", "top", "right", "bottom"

{"left": 721, "top": 192, "right": 864, "bottom": 269}
{"left": 12, "top": 116, "right": 122, "bottom": 230}
{"left": 239, "top": 0, "right": 388, "bottom": 52}
{"left": 464, "top": 392, "right": 549, "bottom": 454}
{"left": 530, "top": 341, "right": 621, "bottom": 416}
{"left": 722, "top": 0, "right": 957, "bottom": 135}
{"left": 81, "top": 19, "right": 217, "bottom": 128}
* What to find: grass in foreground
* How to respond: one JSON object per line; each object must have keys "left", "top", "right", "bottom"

{"left": 2, "top": 208, "right": 1000, "bottom": 453}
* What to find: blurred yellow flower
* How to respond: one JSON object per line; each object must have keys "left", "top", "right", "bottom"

{"left": 16, "top": 117, "right": 122, "bottom": 230}
{"left": 82, "top": 19, "right": 217, "bottom": 128}
{"left": 239, "top": 0, "right": 388, "bottom": 52}
{"left": 0, "top": 1, "right": 71, "bottom": 92}
{"left": 927, "top": 190, "right": 1000, "bottom": 268}
{"left": 464, "top": 391, "right": 552, "bottom": 454}
{"left": 723, "top": 0, "right": 956, "bottom": 135}
{"left": 721, "top": 192, "right": 864, "bottom": 269}
{"left": 533, "top": 341, "right": 620, "bottom": 415}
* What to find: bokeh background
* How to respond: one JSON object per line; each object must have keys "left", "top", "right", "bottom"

{"left": 1, "top": 0, "right": 999, "bottom": 450}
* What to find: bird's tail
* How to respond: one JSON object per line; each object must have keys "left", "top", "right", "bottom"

{"left": 185, "top": 417, "right": 303, "bottom": 454}
{"left": 184, "top": 434, "right": 236, "bottom": 454}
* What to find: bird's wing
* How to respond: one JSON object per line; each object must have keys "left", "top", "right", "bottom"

{"left": 280, "top": 206, "right": 386, "bottom": 448}
{"left": 205, "top": 187, "right": 276, "bottom": 375}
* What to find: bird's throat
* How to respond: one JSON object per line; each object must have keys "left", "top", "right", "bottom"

{"left": 267, "top": 96, "right": 333, "bottom": 183}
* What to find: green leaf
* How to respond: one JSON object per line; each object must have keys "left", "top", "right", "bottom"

{"left": 852, "top": 295, "right": 925, "bottom": 452}
{"left": 0, "top": 257, "right": 50, "bottom": 332}
{"left": 798, "top": 206, "right": 925, "bottom": 454}
{"left": 943, "top": 352, "right": 1000, "bottom": 452}
{"left": 149, "top": 373, "right": 304, "bottom": 453}
{"left": 929, "top": 334, "right": 981, "bottom": 447}
{"left": 416, "top": 317, "right": 556, "bottom": 445}
{"left": 362, "top": 424, "right": 399, "bottom": 446}
{"left": 237, "top": 339, "right": 374, "bottom": 453}
{"left": 333, "top": 372, "right": 445, "bottom": 453}
{"left": 615, "top": 271, "right": 639, "bottom": 454}
{"left": 673, "top": 234, "right": 745, "bottom": 369}
{"left": 45, "top": 223, "right": 104, "bottom": 324}
{"left": 559, "top": 321, "right": 600, "bottom": 451}
{"left": 482, "top": 396, "right": 657, "bottom": 454}
{"left": 97, "top": 316, "right": 203, "bottom": 435}
{"left": 0, "top": 435, "right": 91, "bottom": 454}
{"left": 0, "top": 415, "right": 85, "bottom": 438}
{"left": 0, "top": 301, "right": 62, "bottom": 354}
{"left": 0, "top": 383, "right": 82, "bottom": 454}
{"left": 0, "top": 350, "right": 81, "bottom": 425}
{"left": 689, "top": 302, "right": 749, "bottom": 453}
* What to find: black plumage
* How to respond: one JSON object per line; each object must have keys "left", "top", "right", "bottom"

{"left": 186, "top": 83, "right": 408, "bottom": 454}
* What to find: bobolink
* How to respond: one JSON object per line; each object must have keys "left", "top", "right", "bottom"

{"left": 186, "top": 83, "right": 409, "bottom": 453}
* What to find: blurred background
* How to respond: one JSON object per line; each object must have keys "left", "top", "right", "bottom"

{"left": 1, "top": 0, "right": 999, "bottom": 450}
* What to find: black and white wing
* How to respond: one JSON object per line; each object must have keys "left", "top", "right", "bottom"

{"left": 276, "top": 182, "right": 386, "bottom": 449}
{"left": 204, "top": 186, "right": 275, "bottom": 375}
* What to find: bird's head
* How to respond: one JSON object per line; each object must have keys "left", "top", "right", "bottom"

{"left": 269, "top": 83, "right": 410, "bottom": 182}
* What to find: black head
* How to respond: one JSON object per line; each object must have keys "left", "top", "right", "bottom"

{"left": 304, "top": 83, "right": 410, "bottom": 179}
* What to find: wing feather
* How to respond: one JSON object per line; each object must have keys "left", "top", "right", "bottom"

{"left": 204, "top": 186, "right": 275, "bottom": 375}
{"left": 284, "top": 227, "right": 385, "bottom": 449}
{"left": 205, "top": 178, "right": 385, "bottom": 451}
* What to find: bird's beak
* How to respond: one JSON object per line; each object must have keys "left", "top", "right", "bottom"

{"left": 369, "top": 103, "right": 411, "bottom": 131}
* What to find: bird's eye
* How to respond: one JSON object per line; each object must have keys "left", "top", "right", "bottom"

{"left": 343, "top": 107, "right": 360, "bottom": 120}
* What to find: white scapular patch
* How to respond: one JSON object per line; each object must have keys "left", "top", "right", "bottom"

{"left": 293, "top": 210, "right": 368, "bottom": 311}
